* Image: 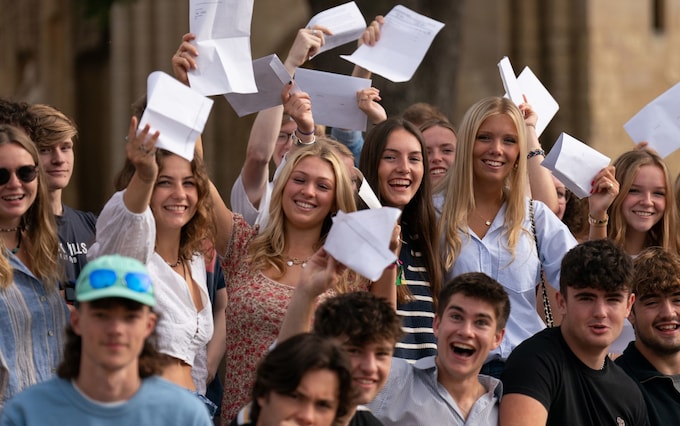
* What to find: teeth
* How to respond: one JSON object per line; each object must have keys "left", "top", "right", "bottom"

{"left": 356, "top": 379, "right": 375, "bottom": 385}
{"left": 658, "top": 325, "right": 678, "bottom": 330}
{"left": 431, "top": 169, "right": 446, "bottom": 175}
{"left": 453, "top": 343, "right": 474, "bottom": 350}
{"left": 634, "top": 211, "right": 653, "bottom": 216}
{"left": 295, "top": 201, "right": 314, "bottom": 209}
{"left": 166, "top": 206, "right": 186, "bottom": 211}
{"left": 484, "top": 160, "right": 502, "bottom": 167}
{"left": 389, "top": 179, "right": 410, "bottom": 186}
{"left": 3, "top": 195, "right": 23, "bottom": 201}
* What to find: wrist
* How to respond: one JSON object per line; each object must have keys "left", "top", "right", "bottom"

{"left": 527, "top": 148, "right": 545, "bottom": 160}
{"left": 296, "top": 127, "right": 315, "bottom": 136}
{"left": 292, "top": 131, "right": 316, "bottom": 146}
{"left": 588, "top": 213, "right": 609, "bottom": 227}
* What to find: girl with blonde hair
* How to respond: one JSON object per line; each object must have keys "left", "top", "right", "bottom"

{"left": 0, "top": 124, "right": 69, "bottom": 406}
{"left": 438, "top": 97, "right": 580, "bottom": 378}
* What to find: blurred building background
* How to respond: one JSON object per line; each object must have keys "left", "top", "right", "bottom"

{"left": 1, "top": 0, "right": 679, "bottom": 213}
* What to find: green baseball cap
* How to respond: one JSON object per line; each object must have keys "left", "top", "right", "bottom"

{"left": 76, "top": 254, "right": 156, "bottom": 307}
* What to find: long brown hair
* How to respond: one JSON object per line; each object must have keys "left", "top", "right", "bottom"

{"left": 0, "top": 125, "right": 61, "bottom": 289}
{"left": 359, "top": 118, "right": 443, "bottom": 307}
{"left": 114, "top": 149, "right": 215, "bottom": 261}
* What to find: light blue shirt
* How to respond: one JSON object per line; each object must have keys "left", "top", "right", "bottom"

{"left": 0, "top": 253, "right": 69, "bottom": 409}
{"left": 368, "top": 356, "right": 502, "bottom": 426}
{"left": 0, "top": 376, "right": 212, "bottom": 425}
{"left": 445, "top": 199, "right": 577, "bottom": 362}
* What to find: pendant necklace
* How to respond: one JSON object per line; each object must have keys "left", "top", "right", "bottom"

{"left": 286, "top": 256, "right": 310, "bottom": 268}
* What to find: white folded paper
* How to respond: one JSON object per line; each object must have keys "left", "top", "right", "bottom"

{"left": 541, "top": 133, "right": 610, "bottom": 199}
{"left": 138, "top": 71, "right": 214, "bottom": 162}
{"left": 224, "top": 54, "right": 292, "bottom": 117}
{"left": 188, "top": 0, "right": 257, "bottom": 96}
{"left": 498, "top": 57, "right": 559, "bottom": 137}
{"left": 307, "top": 1, "right": 366, "bottom": 58}
{"left": 623, "top": 82, "right": 680, "bottom": 158}
{"left": 324, "top": 208, "right": 401, "bottom": 281}
{"left": 294, "top": 68, "right": 371, "bottom": 131}
{"left": 354, "top": 168, "right": 381, "bottom": 209}
{"left": 340, "top": 5, "right": 444, "bottom": 83}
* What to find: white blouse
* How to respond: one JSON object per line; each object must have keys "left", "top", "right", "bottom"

{"left": 89, "top": 191, "right": 214, "bottom": 372}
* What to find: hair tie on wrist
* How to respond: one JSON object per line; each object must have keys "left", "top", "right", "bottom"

{"left": 527, "top": 149, "right": 545, "bottom": 159}
{"left": 295, "top": 127, "right": 315, "bottom": 136}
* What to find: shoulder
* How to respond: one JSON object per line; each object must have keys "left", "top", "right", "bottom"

{"left": 137, "top": 377, "right": 210, "bottom": 416}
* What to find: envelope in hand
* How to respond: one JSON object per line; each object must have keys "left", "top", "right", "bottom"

{"left": 541, "top": 133, "right": 611, "bottom": 199}
{"left": 324, "top": 208, "right": 401, "bottom": 281}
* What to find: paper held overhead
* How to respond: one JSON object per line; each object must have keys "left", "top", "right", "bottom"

{"left": 324, "top": 208, "right": 402, "bottom": 281}
{"left": 541, "top": 132, "right": 610, "bottom": 199}
{"left": 138, "top": 71, "right": 214, "bottom": 162}
{"left": 498, "top": 56, "right": 559, "bottom": 137}
{"left": 224, "top": 54, "right": 293, "bottom": 117}
{"left": 624, "top": 81, "right": 680, "bottom": 158}
{"left": 188, "top": 0, "right": 257, "bottom": 96}
{"left": 340, "top": 5, "right": 444, "bottom": 83}
{"left": 306, "top": 1, "right": 367, "bottom": 58}
{"left": 294, "top": 68, "right": 371, "bottom": 131}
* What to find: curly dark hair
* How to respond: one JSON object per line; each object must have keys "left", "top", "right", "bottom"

{"left": 313, "top": 292, "right": 403, "bottom": 346}
{"left": 632, "top": 246, "right": 680, "bottom": 298}
{"left": 57, "top": 298, "right": 164, "bottom": 379}
{"left": 437, "top": 272, "right": 511, "bottom": 331}
{"left": 250, "top": 333, "right": 353, "bottom": 424}
{"left": 559, "top": 239, "right": 633, "bottom": 297}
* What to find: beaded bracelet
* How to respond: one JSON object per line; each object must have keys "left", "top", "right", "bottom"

{"left": 527, "top": 149, "right": 545, "bottom": 159}
{"left": 588, "top": 213, "right": 609, "bottom": 226}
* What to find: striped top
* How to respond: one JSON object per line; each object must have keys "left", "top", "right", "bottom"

{"left": 393, "top": 225, "right": 437, "bottom": 362}
{"left": 0, "top": 252, "right": 69, "bottom": 409}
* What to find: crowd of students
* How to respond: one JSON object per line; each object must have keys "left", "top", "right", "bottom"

{"left": 1, "top": 15, "right": 680, "bottom": 426}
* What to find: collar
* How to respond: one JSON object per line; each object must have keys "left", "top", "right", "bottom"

{"left": 620, "top": 341, "right": 674, "bottom": 383}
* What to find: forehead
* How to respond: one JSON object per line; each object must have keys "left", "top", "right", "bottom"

{"left": 566, "top": 286, "right": 629, "bottom": 297}
{"left": 444, "top": 293, "right": 497, "bottom": 318}
{"left": 479, "top": 113, "right": 516, "bottom": 131}
{"left": 159, "top": 154, "right": 192, "bottom": 173}
{"left": 0, "top": 142, "right": 34, "bottom": 165}
{"left": 293, "top": 156, "right": 335, "bottom": 177}
{"left": 384, "top": 128, "right": 421, "bottom": 152}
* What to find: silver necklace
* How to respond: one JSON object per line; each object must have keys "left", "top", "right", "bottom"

{"left": 286, "top": 257, "right": 309, "bottom": 268}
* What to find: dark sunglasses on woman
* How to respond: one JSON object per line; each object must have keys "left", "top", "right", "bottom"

{"left": 0, "top": 165, "right": 38, "bottom": 185}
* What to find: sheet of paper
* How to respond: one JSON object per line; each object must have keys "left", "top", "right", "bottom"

{"left": 541, "top": 133, "right": 610, "bottom": 199}
{"left": 355, "top": 169, "right": 381, "bottom": 209}
{"left": 623, "top": 82, "right": 680, "bottom": 158}
{"left": 324, "top": 208, "right": 401, "bottom": 281}
{"left": 340, "top": 5, "right": 444, "bottom": 83}
{"left": 515, "top": 66, "right": 559, "bottom": 137}
{"left": 139, "top": 71, "right": 214, "bottom": 162}
{"left": 294, "top": 68, "right": 371, "bottom": 131}
{"left": 307, "top": 1, "right": 366, "bottom": 58}
{"left": 188, "top": 0, "right": 257, "bottom": 96}
{"left": 498, "top": 56, "right": 523, "bottom": 105}
{"left": 224, "top": 54, "right": 292, "bottom": 117}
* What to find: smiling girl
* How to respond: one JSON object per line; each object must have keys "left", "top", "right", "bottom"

{"left": 438, "top": 97, "right": 578, "bottom": 378}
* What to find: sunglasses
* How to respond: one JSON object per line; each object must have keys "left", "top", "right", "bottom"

{"left": 0, "top": 165, "right": 39, "bottom": 185}
{"left": 88, "top": 269, "right": 153, "bottom": 294}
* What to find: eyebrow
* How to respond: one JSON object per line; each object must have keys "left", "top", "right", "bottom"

{"left": 447, "top": 304, "right": 494, "bottom": 321}
{"left": 638, "top": 291, "right": 680, "bottom": 302}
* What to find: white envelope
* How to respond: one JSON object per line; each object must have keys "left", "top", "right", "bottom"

{"left": 224, "top": 54, "right": 292, "bottom": 117}
{"left": 324, "top": 208, "right": 401, "bottom": 281}
{"left": 139, "top": 71, "right": 214, "bottom": 162}
{"left": 541, "top": 133, "right": 610, "bottom": 199}
{"left": 307, "top": 1, "right": 366, "bottom": 58}
{"left": 624, "top": 81, "right": 680, "bottom": 158}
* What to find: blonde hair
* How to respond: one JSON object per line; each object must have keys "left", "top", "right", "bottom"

{"left": 439, "top": 97, "right": 528, "bottom": 270}
{"left": 0, "top": 125, "right": 61, "bottom": 289}
{"left": 248, "top": 141, "right": 357, "bottom": 288}
{"left": 609, "top": 149, "right": 680, "bottom": 253}
{"left": 27, "top": 104, "right": 78, "bottom": 147}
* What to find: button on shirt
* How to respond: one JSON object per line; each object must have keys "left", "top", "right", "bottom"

{"left": 0, "top": 253, "right": 69, "bottom": 408}
{"left": 367, "top": 356, "right": 501, "bottom": 426}
{"left": 446, "top": 199, "right": 576, "bottom": 362}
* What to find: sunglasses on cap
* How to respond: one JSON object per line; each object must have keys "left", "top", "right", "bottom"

{"left": 0, "top": 165, "right": 39, "bottom": 185}
{"left": 88, "top": 269, "right": 153, "bottom": 294}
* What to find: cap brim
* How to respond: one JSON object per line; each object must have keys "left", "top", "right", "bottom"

{"left": 76, "top": 286, "right": 156, "bottom": 307}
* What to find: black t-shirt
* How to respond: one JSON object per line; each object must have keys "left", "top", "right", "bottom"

{"left": 57, "top": 205, "right": 96, "bottom": 283}
{"left": 502, "top": 327, "right": 649, "bottom": 426}
{"left": 348, "top": 408, "right": 383, "bottom": 426}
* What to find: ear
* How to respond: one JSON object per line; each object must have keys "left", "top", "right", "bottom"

{"left": 144, "top": 311, "right": 158, "bottom": 339}
{"left": 432, "top": 314, "right": 441, "bottom": 340}
{"left": 625, "top": 293, "right": 635, "bottom": 318}
{"left": 71, "top": 307, "right": 82, "bottom": 336}
{"left": 492, "top": 327, "right": 505, "bottom": 350}
{"left": 556, "top": 290, "right": 567, "bottom": 316}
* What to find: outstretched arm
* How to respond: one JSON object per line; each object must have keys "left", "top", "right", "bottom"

{"left": 277, "top": 248, "right": 344, "bottom": 343}
{"left": 588, "top": 165, "right": 618, "bottom": 241}
{"left": 122, "top": 117, "right": 159, "bottom": 213}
